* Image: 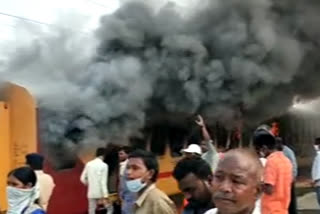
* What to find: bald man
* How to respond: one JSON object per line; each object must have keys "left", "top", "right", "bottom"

{"left": 205, "top": 149, "right": 263, "bottom": 214}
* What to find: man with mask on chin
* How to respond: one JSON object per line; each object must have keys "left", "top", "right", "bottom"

{"left": 126, "top": 149, "right": 177, "bottom": 214}
{"left": 205, "top": 149, "right": 263, "bottom": 214}
{"left": 173, "top": 157, "right": 214, "bottom": 214}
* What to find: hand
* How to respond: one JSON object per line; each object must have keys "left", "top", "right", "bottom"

{"left": 195, "top": 115, "right": 205, "bottom": 127}
{"left": 97, "top": 198, "right": 110, "bottom": 206}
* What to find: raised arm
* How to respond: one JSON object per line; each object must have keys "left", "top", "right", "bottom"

{"left": 195, "top": 115, "right": 211, "bottom": 141}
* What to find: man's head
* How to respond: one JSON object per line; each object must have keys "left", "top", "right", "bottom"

{"left": 118, "top": 146, "right": 131, "bottom": 162}
{"left": 314, "top": 138, "right": 320, "bottom": 151}
{"left": 127, "top": 149, "right": 159, "bottom": 184}
{"left": 25, "top": 153, "right": 44, "bottom": 170}
{"left": 173, "top": 158, "right": 213, "bottom": 207}
{"left": 200, "top": 140, "right": 209, "bottom": 153}
{"left": 275, "top": 137, "right": 284, "bottom": 151}
{"left": 253, "top": 125, "right": 276, "bottom": 158}
{"left": 96, "top": 148, "right": 106, "bottom": 158}
{"left": 182, "top": 144, "right": 202, "bottom": 159}
{"left": 212, "top": 149, "right": 263, "bottom": 214}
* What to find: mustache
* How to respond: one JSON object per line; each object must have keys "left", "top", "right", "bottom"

{"left": 213, "top": 192, "right": 236, "bottom": 202}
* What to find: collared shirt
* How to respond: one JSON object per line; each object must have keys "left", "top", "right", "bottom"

{"left": 262, "top": 151, "right": 292, "bottom": 214}
{"left": 204, "top": 206, "right": 260, "bottom": 214}
{"left": 134, "top": 184, "right": 177, "bottom": 214}
{"left": 119, "top": 159, "right": 128, "bottom": 177}
{"left": 282, "top": 145, "right": 298, "bottom": 178}
{"left": 312, "top": 151, "right": 320, "bottom": 186}
{"left": 80, "top": 157, "right": 109, "bottom": 199}
{"left": 35, "top": 170, "right": 55, "bottom": 211}
{"left": 201, "top": 140, "right": 219, "bottom": 172}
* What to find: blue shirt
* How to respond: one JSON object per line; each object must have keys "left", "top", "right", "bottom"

{"left": 283, "top": 145, "right": 298, "bottom": 178}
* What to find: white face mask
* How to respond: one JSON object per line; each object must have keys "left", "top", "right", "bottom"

{"left": 314, "top": 145, "right": 319, "bottom": 151}
{"left": 6, "top": 186, "right": 36, "bottom": 214}
{"left": 126, "top": 178, "right": 147, "bottom": 193}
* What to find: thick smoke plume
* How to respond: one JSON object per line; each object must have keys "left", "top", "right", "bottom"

{"left": 1, "top": 0, "right": 320, "bottom": 168}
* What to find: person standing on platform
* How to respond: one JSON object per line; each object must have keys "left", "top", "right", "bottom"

{"left": 81, "top": 148, "right": 109, "bottom": 214}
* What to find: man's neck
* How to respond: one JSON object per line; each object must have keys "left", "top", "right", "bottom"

{"left": 138, "top": 182, "right": 152, "bottom": 196}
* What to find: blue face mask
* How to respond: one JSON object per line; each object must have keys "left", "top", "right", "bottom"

{"left": 126, "top": 178, "right": 147, "bottom": 193}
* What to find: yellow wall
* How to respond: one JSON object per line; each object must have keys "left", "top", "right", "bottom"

{"left": 5, "top": 83, "right": 37, "bottom": 168}
{"left": 0, "top": 83, "right": 37, "bottom": 212}
{"left": 0, "top": 102, "right": 10, "bottom": 210}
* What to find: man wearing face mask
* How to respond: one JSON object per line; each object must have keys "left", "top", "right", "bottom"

{"left": 205, "top": 149, "right": 263, "bottom": 214}
{"left": 254, "top": 126, "right": 292, "bottom": 214}
{"left": 312, "top": 137, "right": 320, "bottom": 206}
{"left": 7, "top": 167, "right": 44, "bottom": 214}
{"left": 173, "top": 158, "right": 215, "bottom": 214}
{"left": 126, "top": 149, "right": 177, "bottom": 214}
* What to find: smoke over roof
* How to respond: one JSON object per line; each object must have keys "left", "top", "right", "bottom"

{"left": 1, "top": 0, "right": 320, "bottom": 168}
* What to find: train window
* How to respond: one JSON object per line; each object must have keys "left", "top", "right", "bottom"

{"left": 150, "top": 126, "right": 166, "bottom": 156}
{"left": 168, "top": 127, "right": 188, "bottom": 157}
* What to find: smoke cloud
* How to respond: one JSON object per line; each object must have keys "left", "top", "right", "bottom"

{"left": 1, "top": 0, "right": 320, "bottom": 168}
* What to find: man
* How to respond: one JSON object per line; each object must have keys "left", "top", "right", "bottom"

{"left": 119, "top": 146, "right": 131, "bottom": 176}
{"left": 118, "top": 146, "right": 136, "bottom": 214}
{"left": 26, "top": 153, "right": 55, "bottom": 211}
{"left": 183, "top": 115, "right": 219, "bottom": 172}
{"left": 80, "top": 148, "right": 109, "bottom": 214}
{"left": 276, "top": 137, "right": 298, "bottom": 214}
{"left": 173, "top": 158, "right": 215, "bottom": 214}
{"left": 312, "top": 137, "right": 320, "bottom": 206}
{"left": 182, "top": 144, "right": 202, "bottom": 159}
{"left": 254, "top": 126, "right": 293, "bottom": 214}
{"left": 205, "top": 149, "right": 263, "bottom": 214}
{"left": 126, "top": 149, "right": 177, "bottom": 214}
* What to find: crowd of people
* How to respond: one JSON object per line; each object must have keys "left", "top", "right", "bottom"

{"left": 5, "top": 115, "right": 320, "bottom": 214}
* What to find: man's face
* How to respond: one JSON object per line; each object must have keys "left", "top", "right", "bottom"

{"left": 212, "top": 156, "right": 260, "bottom": 214}
{"left": 7, "top": 175, "right": 31, "bottom": 189}
{"left": 126, "top": 157, "right": 153, "bottom": 183}
{"left": 119, "top": 150, "right": 128, "bottom": 162}
{"left": 200, "top": 141, "right": 209, "bottom": 153}
{"left": 178, "top": 173, "right": 212, "bottom": 207}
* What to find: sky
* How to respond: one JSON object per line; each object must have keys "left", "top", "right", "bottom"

{"left": 0, "top": 0, "right": 198, "bottom": 41}
{"left": 0, "top": 0, "right": 120, "bottom": 41}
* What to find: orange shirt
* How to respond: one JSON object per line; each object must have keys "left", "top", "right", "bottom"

{"left": 262, "top": 152, "right": 292, "bottom": 214}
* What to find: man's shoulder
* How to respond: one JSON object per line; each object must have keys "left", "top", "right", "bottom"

{"left": 147, "top": 187, "right": 171, "bottom": 200}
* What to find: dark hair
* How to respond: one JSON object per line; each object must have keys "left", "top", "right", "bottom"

{"left": 275, "top": 137, "right": 283, "bottom": 151}
{"left": 26, "top": 153, "right": 44, "bottom": 170}
{"left": 8, "top": 167, "right": 37, "bottom": 186}
{"left": 129, "top": 149, "right": 159, "bottom": 182}
{"left": 96, "top": 148, "right": 106, "bottom": 157}
{"left": 173, "top": 157, "right": 212, "bottom": 181}
{"left": 315, "top": 138, "right": 320, "bottom": 145}
{"left": 119, "top": 146, "right": 132, "bottom": 154}
{"left": 253, "top": 131, "right": 276, "bottom": 150}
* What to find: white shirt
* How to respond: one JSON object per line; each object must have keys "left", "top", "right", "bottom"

{"left": 119, "top": 159, "right": 128, "bottom": 177}
{"left": 35, "top": 170, "right": 55, "bottom": 211}
{"left": 204, "top": 206, "right": 261, "bottom": 214}
{"left": 201, "top": 140, "right": 219, "bottom": 172}
{"left": 80, "top": 157, "right": 109, "bottom": 199}
{"left": 312, "top": 151, "right": 320, "bottom": 186}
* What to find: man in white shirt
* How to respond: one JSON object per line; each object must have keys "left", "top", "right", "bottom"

{"left": 312, "top": 137, "right": 320, "bottom": 206}
{"left": 81, "top": 148, "right": 109, "bottom": 214}
{"left": 205, "top": 149, "right": 263, "bottom": 214}
{"left": 26, "top": 153, "right": 55, "bottom": 211}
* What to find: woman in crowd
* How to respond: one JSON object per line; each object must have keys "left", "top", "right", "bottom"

{"left": 7, "top": 167, "right": 45, "bottom": 214}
